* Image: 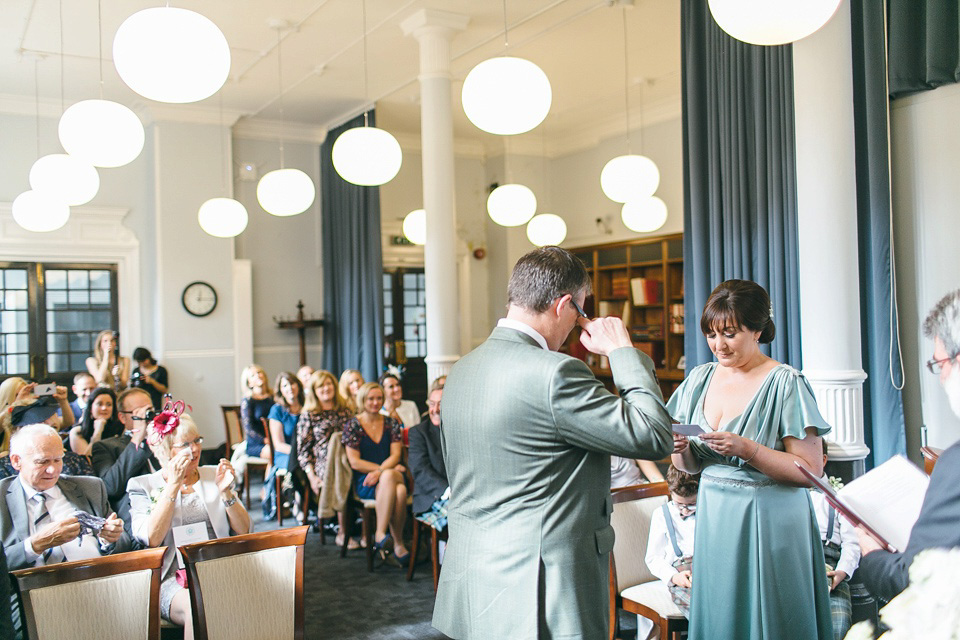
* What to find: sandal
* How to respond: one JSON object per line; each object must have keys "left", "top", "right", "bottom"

{"left": 372, "top": 534, "right": 393, "bottom": 558}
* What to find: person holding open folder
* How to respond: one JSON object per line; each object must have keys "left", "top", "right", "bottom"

{"left": 857, "top": 289, "right": 960, "bottom": 601}
{"left": 670, "top": 280, "right": 833, "bottom": 640}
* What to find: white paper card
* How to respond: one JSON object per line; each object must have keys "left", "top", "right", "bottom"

{"left": 172, "top": 523, "right": 210, "bottom": 569}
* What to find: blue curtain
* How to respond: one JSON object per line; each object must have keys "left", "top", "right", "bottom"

{"left": 888, "top": 0, "right": 960, "bottom": 97}
{"left": 851, "top": 0, "right": 907, "bottom": 467}
{"left": 681, "top": 0, "right": 802, "bottom": 369}
{"left": 320, "top": 110, "right": 385, "bottom": 383}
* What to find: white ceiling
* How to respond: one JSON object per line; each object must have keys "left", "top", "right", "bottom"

{"left": 2, "top": 0, "right": 680, "bottom": 155}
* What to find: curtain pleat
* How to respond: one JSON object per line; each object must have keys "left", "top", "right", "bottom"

{"left": 681, "top": 0, "right": 802, "bottom": 369}
{"left": 888, "top": 0, "right": 960, "bottom": 97}
{"left": 319, "top": 110, "right": 385, "bottom": 383}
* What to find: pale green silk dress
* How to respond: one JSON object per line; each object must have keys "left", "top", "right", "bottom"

{"left": 667, "top": 363, "right": 834, "bottom": 640}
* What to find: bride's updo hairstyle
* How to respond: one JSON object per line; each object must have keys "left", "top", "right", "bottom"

{"left": 699, "top": 279, "right": 776, "bottom": 344}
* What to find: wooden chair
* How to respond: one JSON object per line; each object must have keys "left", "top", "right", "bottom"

{"left": 921, "top": 445, "right": 943, "bottom": 475}
{"left": 406, "top": 518, "right": 445, "bottom": 591}
{"left": 11, "top": 547, "right": 165, "bottom": 640}
{"left": 341, "top": 486, "right": 414, "bottom": 572}
{"left": 609, "top": 482, "right": 688, "bottom": 640}
{"left": 179, "top": 526, "right": 308, "bottom": 640}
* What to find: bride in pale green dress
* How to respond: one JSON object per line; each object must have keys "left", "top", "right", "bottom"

{"left": 670, "top": 280, "right": 833, "bottom": 640}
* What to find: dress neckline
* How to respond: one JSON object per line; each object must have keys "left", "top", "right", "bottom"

{"left": 697, "top": 362, "right": 784, "bottom": 432}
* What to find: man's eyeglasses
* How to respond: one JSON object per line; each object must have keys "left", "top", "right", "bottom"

{"left": 172, "top": 437, "right": 204, "bottom": 450}
{"left": 926, "top": 355, "right": 956, "bottom": 375}
{"left": 570, "top": 299, "right": 589, "bottom": 320}
{"left": 426, "top": 400, "right": 441, "bottom": 409}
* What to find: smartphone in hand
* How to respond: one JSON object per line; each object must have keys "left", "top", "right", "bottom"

{"left": 34, "top": 383, "right": 56, "bottom": 397}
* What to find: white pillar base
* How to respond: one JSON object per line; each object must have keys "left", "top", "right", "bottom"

{"left": 425, "top": 354, "right": 459, "bottom": 383}
{"left": 803, "top": 369, "right": 870, "bottom": 461}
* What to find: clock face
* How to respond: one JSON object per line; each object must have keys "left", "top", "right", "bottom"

{"left": 182, "top": 281, "right": 218, "bottom": 317}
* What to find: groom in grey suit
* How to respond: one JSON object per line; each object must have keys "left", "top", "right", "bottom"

{"left": 433, "top": 247, "right": 673, "bottom": 639}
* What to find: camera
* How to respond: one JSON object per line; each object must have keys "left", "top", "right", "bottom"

{"left": 132, "top": 409, "right": 157, "bottom": 422}
{"left": 130, "top": 370, "right": 143, "bottom": 387}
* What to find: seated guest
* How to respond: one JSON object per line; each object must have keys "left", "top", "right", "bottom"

{"left": 810, "top": 439, "right": 860, "bottom": 640}
{"left": 409, "top": 380, "right": 448, "bottom": 532}
{"left": 69, "top": 387, "right": 123, "bottom": 456}
{"left": 610, "top": 456, "right": 665, "bottom": 489}
{"left": 130, "top": 347, "right": 169, "bottom": 410}
{"left": 0, "top": 377, "right": 31, "bottom": 416}
{"left": 68, "top": 372, "right": 97, "bottom": 424}
{"left": 1, "top": 383, "right": 74, "bottom": 452}
{"left": 128, "top": 412, "right": 250, "bottom": 638}
{"left": 379, "top": 372, "right": 421, "bottom": 429}
{"left": 0, "top": 399, "right": 93, "bottom": 478}
{"left": 297, "top": 370, "right": 354, "bottom": 546}
{"left": 86, "top": 329, "right": 130, "bottom": 392}
{"left": 230, "top": 364, "right": 274, "bottom": 477}
{"left": 338, "top": 369, "right": 365, "bottom": 414}
{"left": 91, "top": 388, "right": 158, "bottom": 534}
{"left": 264, "top": 372, "right": 303, "bottom": 518}
{"left": 296, "top": 365, "right": 315, "bottom": 390}
{"left": 858, "top": 289, "right": 960, "bottom": 600}
{"left": 342, "top": 382, "right": 409, "bottom": 564}
{"left": 644, "top": 466, "right": 698, "bottom": 625}
{"left": 1, "top": 424, "right": 128, "bottom": 572}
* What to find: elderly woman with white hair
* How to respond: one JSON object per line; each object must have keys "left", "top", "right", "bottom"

{"left": 127, "top": 406, "right": 251, "bottom": 638}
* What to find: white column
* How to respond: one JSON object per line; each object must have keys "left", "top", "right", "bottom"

{"left": 793, "top": 0, "right": 869, "bottom": 462}
{"left": 402, "top": 10, "right": 469, "bottom": 382}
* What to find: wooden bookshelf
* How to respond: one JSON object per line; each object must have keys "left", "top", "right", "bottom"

{"left": 567, "top": 233, "right": 685, "bottom": 400}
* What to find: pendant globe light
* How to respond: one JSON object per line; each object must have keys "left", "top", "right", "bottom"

{"left": 526, "top": 213, "right": 567, "bottom": 247}
{"left": 30, "top": 154, "right": 99, "bottom": 206}
{"left": 331, "top": 0, "right": 402, "bottom": 186}
{"left": 12, "top": 191, "right": 71, "bottom": 233}
{"left": 256, "top": 26, "right": 315, "bottom": 217}
{"left": 708, "top": 0, "right": 843, "bottom": 46}
{"left": 621, "top": 196, "right": 668, "bottom": 233}
{"left": 601, "top": 6, "right": 659, "bottom": 204}
{"left": 198, "top": 98, "right": 248, "bottom": 238}
{"left": 461, "top": 2, "right": 551, "bottom": 136}
{"left": 113, "top": 6, "right": 230, "bottom": 103}
{"left": 58, "top": 0, "right": 144, "bottom": 168}
{"left": 402, "top": 209, "right": 427, "bottom": 245}
{"left": 487, "top": 183, "right": 537, "bottom": 227}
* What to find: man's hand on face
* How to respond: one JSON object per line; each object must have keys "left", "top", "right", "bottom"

{"left": 578, "top": 316, "right": 634, "bottom": 357}
{"left": 31, "top": 516, "right": 81, "bottom": 554}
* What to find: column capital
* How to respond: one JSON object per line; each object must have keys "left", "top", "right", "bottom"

{"left": 400, "top": 9, "right": 469, "bottom": 41}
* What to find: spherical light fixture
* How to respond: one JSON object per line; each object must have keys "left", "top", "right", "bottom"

{"left": 198, "top": 198, "right": 248, "bottom": 238}
{"left": 331, "top": 127, "right": 403, "bottom": 186}
{"left": 600, "top": 155, "right": 660, "bottom": 204}
{"left": 256, "top": 168, "right": 315, "bottom": 217}
{"left": 487, "top": 183, "right": 537, "bottom": 227}
{"left": 29, "top": 154, "right": 100, "bottom": 206}
{"left": 708, "top": 0, "right": 842, "bottom": 46}
{"left": 402, "top": 209, "right": 426, "bottom": 245}
{"left": 11, "top": 191, "right": 70, "bottom": 233}
{"left": 621, "top": 197, "right": 668, "bottom": 233}
{"left": 462, "top": 57, "right": 552, "bottom": 136}
{"left": 59, "top": 100, "right": 145, "bottom": 168}
{"left": 113, "top": 7, "right": 231, "bottom": 103}
{"left": 526, "top": 213, "right": 567, "bottom": 247}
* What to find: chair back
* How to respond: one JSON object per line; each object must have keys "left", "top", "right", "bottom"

{"left": 610, "top": 482, "right": 670, "bottom": 591}
{"left": 260, "top": 416, "right": 275, "bottom": 456}
{"left": 11, "top": 547, "right": 165, "bottom": 640}
{"left": 221, "top": 405, "right": 243, "bottom": 450}
{"left": 180, "top": 526, "right": 308, "bottom": 640}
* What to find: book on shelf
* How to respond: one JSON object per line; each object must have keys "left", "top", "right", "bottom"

{"left": 597, "top": 301, "right": 623, "bottom": 319}
{"left": 669, "top": 303, "right": 685, "bottom": 334}
{"left": 611, "top": 274, "right": 630, "bottom": 298}
{"left": 631, "top": 324, "right": 664, "bottom": 341}
{"left": 796, "top": 455, "right": 929, "bottom": 553}
{"left": 631, "top": 277, "right": 662, "bottom": 305}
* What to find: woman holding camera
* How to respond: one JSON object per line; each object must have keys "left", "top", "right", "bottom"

{"left": 86, "top": 330, "right": 130, "bottom": 392}
{"left": 131, "top": 347, "right": 169, "bottom": 409}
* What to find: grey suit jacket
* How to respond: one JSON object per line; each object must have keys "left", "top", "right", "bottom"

{"left": 0, "top": 474, "right": 131, "bottom": 570}
{"left": 91, "top": 434, "right": 157, "bottom": 533}
{"left": 858, "top": 440, "right": 960, "bottom": 600}
{"left": 432, "top": 327, "right": 673, "bottom": 640}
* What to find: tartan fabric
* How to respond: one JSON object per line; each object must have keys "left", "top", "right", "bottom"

{"left": 823, "top": 543, "right": 852, "bottom": 640}
{"left": 414, "top": 498, "right": 447, "bottom": 531}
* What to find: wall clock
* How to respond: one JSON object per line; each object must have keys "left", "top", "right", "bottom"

{"left": 182, "top": 281, "right": 218, "bottom": 317}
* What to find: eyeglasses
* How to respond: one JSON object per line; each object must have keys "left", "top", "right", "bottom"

{"left": 171, "top": 437, "right": 203, "bottom": 450}
{"left": 426, "top": 400, "right": 441, "bottom": 409}
{"left": 676, "top": 503, "right": 697, "bottom": 517}
{"left": 570, "top": 299, "right": 589, "bottom": 320}
{"left": 926, "top": 355, "right": 956, "bottom": 375}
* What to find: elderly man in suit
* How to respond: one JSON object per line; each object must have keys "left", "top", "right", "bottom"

{"left": 433, "top": 246, "right": 673, "bottom": 640}
{"left": 857, "top": 288, "right": 960, "bottom": 600}
{"left": 1, "top": 424, "right": 128, "bottom": 571}
{"left": 91, "top": 388, "right": 158, "bottom": 534}
{"left": 409, "top": 380, "right": 448, "bottom": 520}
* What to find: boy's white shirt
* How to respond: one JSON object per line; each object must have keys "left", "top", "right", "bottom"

{"left": 644, "top": 500, "right": 696, "bottom": 585}
{"left": 809, "top": 480, "right": 861, "bottom": 580}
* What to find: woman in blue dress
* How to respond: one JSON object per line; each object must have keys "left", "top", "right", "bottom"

{"left": 670, "top": 280, "right": 833, "bottom": 640}
{"left": 264, "top": 371, "right": 303, "bottom": 517}
{"left": 342, "top": 381, "right": 409, "bottom": 564}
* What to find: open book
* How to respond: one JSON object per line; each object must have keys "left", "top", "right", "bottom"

{"left": 796, "top": 455, "right": 930, "bottom": 553}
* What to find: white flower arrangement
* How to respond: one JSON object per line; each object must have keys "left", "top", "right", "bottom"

{"left": 147, "top": 487, "right": 164, "bottom": 513}
{"left": 844, "top": 548, "right": 960, "bottom": 640}
{"left": 828, "top": 475, "right": 845, "bottom": 492}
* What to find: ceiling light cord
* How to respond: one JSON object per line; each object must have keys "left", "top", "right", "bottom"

{"left": 97, "top": 0, "right": 103, "bottom": 99}
{"left": 277, "top": 28, "right": 286, "bottom": 169}
{"left": 59, "top": 0, "right": 64, "bottom": 114}
{"left": 503, "top": 0, "right": 510, "bottom": 48}
{"left": 621, "top": 6, "right": 632, "bottom": 155}
{"left": 34, "top": 59, "right": 40, "bottom": 159}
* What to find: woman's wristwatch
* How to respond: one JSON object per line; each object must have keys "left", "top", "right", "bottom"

{"left": 221, "top": 491, "right": 238, "bottom": 507}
